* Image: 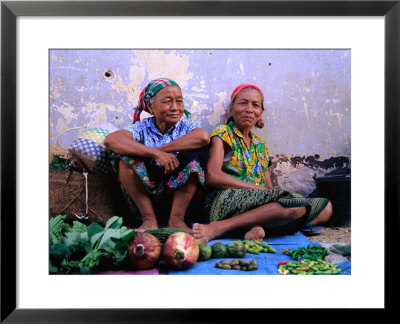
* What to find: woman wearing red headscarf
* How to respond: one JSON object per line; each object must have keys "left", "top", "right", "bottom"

{"left": 193, "top": 84, "right": 332, "bottom": 243}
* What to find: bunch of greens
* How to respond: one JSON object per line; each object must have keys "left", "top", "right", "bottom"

{"left": 283, "top": 243, "right": 330, "bottom": 261}
{"left": 49, "top": 215, "right": 135, "bottom": 274}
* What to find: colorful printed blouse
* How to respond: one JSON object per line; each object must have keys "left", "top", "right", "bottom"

{"left": 125, "top": 116, "right": 199, "bottom": 155}
{"left": 210, "top": 122, "right": 270, "bottom": 186}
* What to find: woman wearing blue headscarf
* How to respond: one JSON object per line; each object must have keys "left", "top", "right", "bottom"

{"left": 105, "top": 78, "right": 209, "bottom": 233}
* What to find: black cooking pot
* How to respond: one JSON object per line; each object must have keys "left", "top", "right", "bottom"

{"left": 313, "top": 174, "right": 351, "bottom": 227}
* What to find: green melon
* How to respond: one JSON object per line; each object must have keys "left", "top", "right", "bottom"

{"left": 227, "top": 241, "right": 247, "bottom": 258}
{"left": 198, "top": 243, "right": 213, "bottom": 261}
{"left": 211, "top": 242, "right": 227, "bottom": 258}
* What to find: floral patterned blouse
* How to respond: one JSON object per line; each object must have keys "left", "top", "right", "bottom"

{"left": 117, "top": 116, "right": 205, "bottom": 195}
{"left": 210, "top": 122, "right": 270, "bottom": 187}
{"left": 125, "top": 116, "right": 199, "bottom": 154}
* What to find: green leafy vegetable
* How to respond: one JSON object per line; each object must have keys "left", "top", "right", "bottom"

{"left": 49, "top": 215, "right": 72, "bottom": 244}
{"left": 104, "top": 216, "right": 123, "bottom": 230}
{"left": 285, "top": 243, "right": 330, "bottom": 261}
{"left": 49, "top": 215, "right": 136, "bottom": 274}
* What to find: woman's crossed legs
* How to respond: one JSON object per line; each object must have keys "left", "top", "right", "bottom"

{"left": 118, "top": 159, "right": 199, "bottom": 233}
{"left": 193, "top": 201, "right": 332, "bottom": 243}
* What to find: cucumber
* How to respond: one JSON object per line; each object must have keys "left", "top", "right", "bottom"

{"left": 144, "top": 228, "right": 185, "bottom": 245}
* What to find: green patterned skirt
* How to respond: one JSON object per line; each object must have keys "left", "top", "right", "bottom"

{"left": 204, "top": 188, "right": 329, "bottom": 234}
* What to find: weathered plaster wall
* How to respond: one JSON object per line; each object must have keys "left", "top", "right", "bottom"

{"left": 49, "top": 49, "right": 351, "bottom": 196}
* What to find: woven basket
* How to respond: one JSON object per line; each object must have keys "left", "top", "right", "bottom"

{"left": 55, "top": 124, "right": 118, "bottom": 174}
{"left": 49, "top": 170, "right": 133, "bottom": 226}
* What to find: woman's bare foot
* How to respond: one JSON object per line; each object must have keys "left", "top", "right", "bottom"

{"left": 168, "top": 219, "right": 193, "bottom": 234}
{"left": 192, "top": 222, "right": 223, "bottom": 243}
{"left": 134, "top": 219, "right": 158, "bottom": 233}
{"left": 244, "top": 226, "right": 265, "bottom": 242}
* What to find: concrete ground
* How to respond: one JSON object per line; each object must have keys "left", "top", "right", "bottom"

{"left": 307, "top": 225, "right": 351, "bottom": 244}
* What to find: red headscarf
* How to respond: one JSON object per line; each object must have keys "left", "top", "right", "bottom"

{"left": 229, "top": 83, "right": 265, "bottom": 128}
{"left": 230, "top": 83, "right": 264, "bottom": 103}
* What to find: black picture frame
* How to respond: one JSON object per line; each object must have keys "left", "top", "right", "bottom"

{"left": 1, "top": 0, "right": 398, "bottom": 321}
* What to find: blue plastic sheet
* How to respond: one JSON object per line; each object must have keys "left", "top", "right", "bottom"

{"left": 167, "top": 232, "right": 351, "bottom": 275}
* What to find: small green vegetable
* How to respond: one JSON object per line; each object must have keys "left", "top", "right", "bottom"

{"left": 198, "top": 243, "right": 213, "bottom": 261}
{"left": 239, "top": 239, "right": 276, "bottom": 254}
{"left": 285, "top": 244, "right": 330, "bottom": 261}
{"left": 211, "top": 242, "right": 227, "bottom": 258}
{"left": 227, "top": 241, "right": 246, "bottom": 258}
{"left": 277, "top": 259, "right": 342, "bottom": 275}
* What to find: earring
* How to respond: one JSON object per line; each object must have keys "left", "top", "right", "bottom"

{"left": 256, "top": 119, "right": 265, "bottom": 128}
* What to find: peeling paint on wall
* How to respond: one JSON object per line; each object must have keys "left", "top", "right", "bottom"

{"left": 270, "top": 154, "right": 350, "bottom": 197}
{"left": 207, "top": 91, "right": 227, "bottom": 126}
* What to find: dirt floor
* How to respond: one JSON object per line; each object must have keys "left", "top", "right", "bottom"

{"left": 307, "top": 226, "right": 351, "bottom": 244}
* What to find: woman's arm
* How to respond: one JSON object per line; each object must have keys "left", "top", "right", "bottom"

{"left": 206, "top": 136, "right": 266, "bottom": 190}
{"left": 104, "top": 130, "right": 180, "bottom": 173}
{"left": 264, "top": 172, "right": 274, "bottom": 189}
{"left": 104, "top": 130, "right": 158, "bottom": 157}
{"left": 157, "top": 128, "right": 210, "bottom": 153}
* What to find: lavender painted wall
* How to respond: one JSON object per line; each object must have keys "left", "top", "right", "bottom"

{"left": 50, "top": 49, "right": 351, "bottom": 196}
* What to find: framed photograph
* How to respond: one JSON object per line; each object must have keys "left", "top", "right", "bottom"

{"left": 2, "top": 0, "right": 398, "bottom": 321}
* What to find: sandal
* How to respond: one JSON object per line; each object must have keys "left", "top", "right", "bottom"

{"left": 300, "top": 224, "right": 323, "bottom": 236}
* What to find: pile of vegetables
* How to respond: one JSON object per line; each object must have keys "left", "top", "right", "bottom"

{"left": 51, "top": 216, "right": 344, "bottom": 275}
{"left": 283, "top": 244, "right": 330, "bottom": 261}
{"left": 198, "top": 240, "right": 247, "bottom": 261}
{"left": 277, "top": 260, "right": 342, "bottom": 275}
{"left": 277, "top": 243, "right": 342, "bottom": 275}
{"left": 215, "top": 259, "right": 258, "bottom": 271}
{"left": 50, "top": 215, "right": 136, "bottom": 274}
{"left": 198, "top": 239, "right": 276, "bottom": 261}
{"left": 241, "top": 240, "right": 276, "bottom": 254}
{"left": 50, "top": 215, "right": 200, "bottom": 273}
